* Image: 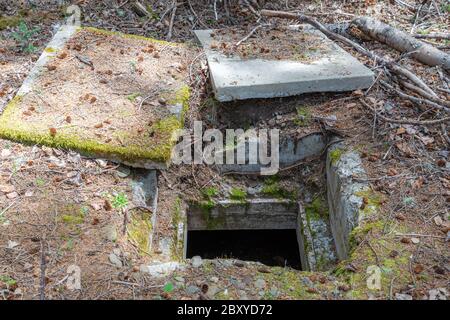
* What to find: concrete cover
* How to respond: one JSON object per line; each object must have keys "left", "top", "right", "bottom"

{"left": 194, "top": 27, "right": 374, "bottom": 101}
{"left": 0, "top": 25, "right": 191, "bottom": 169}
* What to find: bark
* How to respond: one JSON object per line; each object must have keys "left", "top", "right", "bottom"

{"left": 351, "top": 17, "right": 450, "bottom": 72}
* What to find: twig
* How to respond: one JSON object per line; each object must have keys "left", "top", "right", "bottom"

{"left": 166, "top": 1, "right": 177, "bottom": 41}
{"left": 414, "top": 33, "right": 450, "bottom": 40}
{"left": 235, "top": 25, "right": 263, "bottom": 47}
{"left": 380, "top": 80, "right": 450, "bottom": 114}
{"left": 39, "top": 238, "right": 47, "bottom": 300}
{"left": 360, "top": 98, "right": 450, "bottom": 125}
{"left": 394, "top": 233, "right": 446, "bottom": 239}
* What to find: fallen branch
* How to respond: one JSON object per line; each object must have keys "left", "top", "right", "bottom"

{"left": 351, "top": 16, "right": 450, "bottom": 72}
{"left": 380, "top": 80, "right": 450, "bottom": 114}
{"left": 166, "top": 1, "right": 177, "bottom": 41}
{"left": 414, "top": 33, "right": 450, "bottom": 40}
{"left": 360, "top": 98, "right": 450, "bottom": 125}
{"left": 260, "top": 10, "right": 438, "bottom": 98}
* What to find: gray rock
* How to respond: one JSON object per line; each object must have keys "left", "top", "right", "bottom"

{"left": 186, "top": 285, "right": 200, "bottom": 295}
{"left": 237, "top": 290, "right": 249, "bottom": 300}
{"left": 301, "top": 277, "right": 314, "bottom": 287}
{"left": 104, "top": 224, "right": 117, "bottom": 242}
{"left": 210, "top": 276, "right": 219, "bottom": 283}
{"left": 109, "top": 253, "right": 123, "bottom": 268}
{"left": 207, "top": 285, "right": 220, "bottom": 299}
{"left": 140, "top": 262, "right": 182, "bottom": 277}
{"left": 395, "top": 293, "right": 413, "bottom": 300}
{"left": 191, "top": 256, "right": 203, "bottom": 268}
{"left": 174, "top": 276, "right": 185, "bottom": 284}
{"left": 429, "top": 288, "right": 447, "bottom": 300}
{"left": 254, "top": 278, "right": 266, "bottom": 289}
{"left": 116, "top": 165, "right": 131, "bottom": 178}
{"left": 269, "top": 287, "right": 279, "bottom": 298}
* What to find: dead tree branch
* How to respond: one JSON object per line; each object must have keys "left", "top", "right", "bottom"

{"left": 351, "top": 17, "right": 450, "bottom": 72}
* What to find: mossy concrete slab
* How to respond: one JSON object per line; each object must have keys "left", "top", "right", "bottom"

{"left": 194, "top": 26, "right": 374, "bottom": 102}
{"left": 0, "top": 25, "right": 193, "bottom": 169}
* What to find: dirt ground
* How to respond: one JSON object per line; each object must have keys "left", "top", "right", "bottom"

{"left": 0, "top": 0, "right": 449, "bottom": 300}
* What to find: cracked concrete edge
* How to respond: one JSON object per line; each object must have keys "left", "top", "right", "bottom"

{"left": 326, "top": 140, "right": 369, "bottom": 260}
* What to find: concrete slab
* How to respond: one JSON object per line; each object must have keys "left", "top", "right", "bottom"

{"left": 194, "top": 27, "right": 374, "bottom": 101}
{"left": 0, "top": 25, "right": 192, "bottom": 169}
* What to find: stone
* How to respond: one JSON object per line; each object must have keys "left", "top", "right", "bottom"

{"left": 116, "top": 165, "right": 131, "bottom": 178}
{"left": 1, "top": 149, "right": 11, "bottom": 158}
{"left": 210, "top": 276, "right": 219, "bottom": 283}
{"left": 269, "top": 287, "right": 279, "bottom": 298}
{"left": 104, "top": 225, "right": 117, "bottom": 242}
{"left": 186, "top": 285, "right": 200, "bottom": 295}
{"left": 191, "top": 256, "right": 203, "bottom": 268}
{"left": 194, "top": 27, "right": 374, "bottom": 102}
{"left": 428, "top": 288, "right": 447, "bottom": 300}
{"left": 395, "top": 293, "right": 413, "bottom": 300}
{"left": 237, "top": 290, "right": 249, "bottom": 300}
{"left": 140, "top": 262, "right": 182, "bottom": 277}
{"left": 174, "top": 276, "right": 185, "bottom": 285}
{"left": 207, "top": 285, "right": 220, "bottom": 299}
{"left": 254, "top": 278, "right": 266, "bottom": 289}
{"left": 109, "top": 252, "right": 123, "bottom": 268}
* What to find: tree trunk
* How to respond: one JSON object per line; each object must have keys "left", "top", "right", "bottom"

{"left": 351, "top": 17, "right": 450, "bottom": 72}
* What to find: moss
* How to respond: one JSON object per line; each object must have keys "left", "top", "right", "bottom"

{"left": 44, "top": 47, "right": 56, "bottom": 53}
{"left": 294, "top": 106, "right": 312, "bottom": 127}
{"left": 261, "top": 177, "right": 296, "bottom": 200}
{"left": 0, "top": 96, "right": 185, "bottom": 164}
{"left": 82, "top": 26, "right": 179, "bottom": 47}
{"left": 305, "top": 196, "right": 328, "bottom": 222}
{"left": 355, "top": 189, "right": 382, "bottom": 216}
{"left": 201, "top": 186, "right": 219, "bottom": 199}
{"left": 229, "top": 187, "right": 247, "bottom": 201}
{"left": 170, "top": 197, "right": 184, "bottom": 260}
{"left": 348, "top": 220, "right": 384, "bottom": 253}
{"left": 0, "top": 16, "right": 21, "bottom": 30}
{"left": 59, "top": 204, "right": 86, "bottom": 226}
{"left": 329, "top": 148, "right": 344, "bottom": 165}
{"left": 127, "top": 209, "right": 152, "bottom": 255}
{"left": 126, "top": 92, "right": 141, "bottom": 102}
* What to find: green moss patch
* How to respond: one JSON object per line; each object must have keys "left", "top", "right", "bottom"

{"left": 127, "top": 209, "right": 152, "bottom": 255}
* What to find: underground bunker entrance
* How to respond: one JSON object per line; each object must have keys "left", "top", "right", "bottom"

{"left": 185, "top": 229, "right": 302, "bottom": 270}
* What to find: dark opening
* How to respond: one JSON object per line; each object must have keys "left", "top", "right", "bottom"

{"left": 186, "top": 229, "right": 302, "bottom": 270}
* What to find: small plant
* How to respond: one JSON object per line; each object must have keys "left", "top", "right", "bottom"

{"left": 112, "top": 193, "right": 129, "bottom": 209}
{"left": 201, "top": 187, "right": 219, "bottom": 199}
{"left": 294, "top": 106, "right": 311, "bottom": 127}
{"left": 0, "top": 275, "right": 17, "bottom": 287}
{"left": 126, "top": 92, "right": 141, "bottom": 102}
{"left": 11, "top": 21, "right": 40, "bottom": 53}
{"left": 35, "top": 177, "right": 46, "bottom": 187}
{"left": 163, "top": 282, "right": 174, "bottom": 293}
{"left": 229, "top": 187, "right": 247, "bottom": 201}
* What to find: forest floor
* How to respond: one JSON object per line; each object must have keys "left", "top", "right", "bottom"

{"left": 0, "top": 0, "right": 448, "bottom": 300}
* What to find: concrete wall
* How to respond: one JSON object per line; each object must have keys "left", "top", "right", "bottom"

{"left": 188, "top": 199, "right": 299, "bottom": 230}
{"left": 326, "top": 142, "right": 369, "bottom": 260}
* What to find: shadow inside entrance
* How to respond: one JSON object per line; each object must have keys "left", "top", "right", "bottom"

{"left": 186, "top": 229, "right": 301, "bottom": 270}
